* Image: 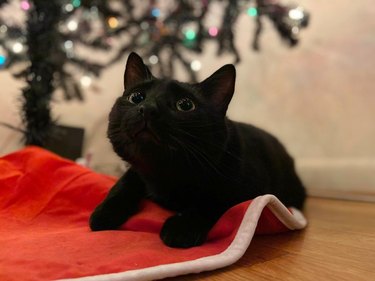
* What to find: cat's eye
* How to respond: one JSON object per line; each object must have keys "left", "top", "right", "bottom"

{"left": 128, "top": 92, "right": 145, "bottom": 104}
{"left": 176, "top": 98, "right": 196, "bottom": 112}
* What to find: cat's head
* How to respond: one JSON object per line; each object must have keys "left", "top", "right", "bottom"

{"left": 108, "top": 52, "right": 236, "bottom": 168}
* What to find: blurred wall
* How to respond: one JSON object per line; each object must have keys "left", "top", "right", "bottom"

{"left": 1, "top": 0, "right": 374, "bottom": 200}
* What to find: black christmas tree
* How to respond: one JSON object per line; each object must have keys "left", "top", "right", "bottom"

{"left": 0, "top": 0, "right": 309, "bottom": 147}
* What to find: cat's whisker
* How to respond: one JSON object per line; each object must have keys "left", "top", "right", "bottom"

{"left": 184, "top": 141, "right": 238, "bottom": 183}
{"left": 173, "top": 127, "right": 243, "bottom": 162}
{"left": 168, "top": 135, "right": 197, "bottom": 169}
{"left": 169, "top": 132, "right": 238, "bottom": 184}
{"left": 175, "top": 122, "right": 224, "bottom": 130}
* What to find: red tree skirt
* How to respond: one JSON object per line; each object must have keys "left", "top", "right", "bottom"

{"left": 0, "top": 147, "right": 307, "bottom": 281}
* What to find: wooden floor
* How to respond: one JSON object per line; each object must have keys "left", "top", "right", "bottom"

{"left": 167, "top": 197, "right": 375, "bottom": 281}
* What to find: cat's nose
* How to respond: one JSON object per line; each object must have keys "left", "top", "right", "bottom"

{"left": 138, "top": 105, "right": 158, "bottom": 119}
{"left": 138, "top": 106, "right": 144, "bottom": 115}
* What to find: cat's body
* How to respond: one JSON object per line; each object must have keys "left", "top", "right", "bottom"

{"left": 90, "top": 53, "right": 306, "bottom": 248}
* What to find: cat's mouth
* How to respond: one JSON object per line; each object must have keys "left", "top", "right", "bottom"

{"left": 133, "top": 122, "right": 161, "bottom": 143}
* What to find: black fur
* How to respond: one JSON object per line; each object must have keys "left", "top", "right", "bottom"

{"left": 90, "top": 52, "right": 306, "bottom": 248}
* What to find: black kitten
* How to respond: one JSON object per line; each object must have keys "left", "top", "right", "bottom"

{"left": 90, "top": 52, "right": 306, "bottom": 248}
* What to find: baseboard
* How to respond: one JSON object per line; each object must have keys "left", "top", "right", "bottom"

{"left": 296, "top": 158, "right": 375, "bottom": 202}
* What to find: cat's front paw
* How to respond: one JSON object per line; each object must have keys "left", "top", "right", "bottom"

{"left": 89, "top": 206, "right": 124, "bottom": 231}
{"left": 160, "top": 213, "right": 211, "bottom": 248}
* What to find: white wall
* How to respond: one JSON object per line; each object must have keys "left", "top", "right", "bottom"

{"left": 1, "top": 0, "right": 374, "bottom": 200}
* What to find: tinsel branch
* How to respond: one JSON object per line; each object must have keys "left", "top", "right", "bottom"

{"left": 21, "top": 0, "right": 61, "bottom": 145}
{"left": 0, "top": 0, "right": 8, "bottom": 8}
{"left": 217, "top": 0, "right": 241, "bottom": 62}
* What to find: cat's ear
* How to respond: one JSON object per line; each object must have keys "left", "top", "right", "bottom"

{"left": 199, "top": 64, "right": 236, "bottom": 114}
{"left": 124, "top": 52, "right": 153, "bottom": 90}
